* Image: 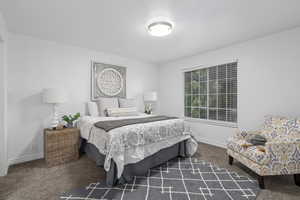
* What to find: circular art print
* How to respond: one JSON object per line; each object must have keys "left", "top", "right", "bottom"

{"left": 96, "top": 68, "right": 124, "bottom": 96}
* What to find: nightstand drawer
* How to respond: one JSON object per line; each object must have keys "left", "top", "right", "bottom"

{"left": 46, "top": 135, "right": 78, "bottom": 149}
{"left": 46, "top": 145, "right": 79, "bottom": 167}
{"left": 46, "top": 143, "right": 78, "bottom": 153}
{"left": 44, "top": 128, "right": 80, "bottom": 167}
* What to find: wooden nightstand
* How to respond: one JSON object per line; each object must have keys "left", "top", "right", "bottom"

{"left": 44, "top": 128, "right": 80, "bottom": 167}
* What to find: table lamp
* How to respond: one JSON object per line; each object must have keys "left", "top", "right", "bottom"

{"left": 143, "top": 91, "right": 157, "bottom": 114}
{"left": 43, "top": 88, "right": 68, "bottom": 128}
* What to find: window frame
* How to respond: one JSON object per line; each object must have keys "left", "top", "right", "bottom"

{"left": 183, "top": 62, "right": 238, "bottom": 128}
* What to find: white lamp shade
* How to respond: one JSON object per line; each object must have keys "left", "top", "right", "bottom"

{"left": 43, "top": 88, "right": 68, "bottom": 104}
{"left": 144, "top": 92, "right": 157, "bottom": 102}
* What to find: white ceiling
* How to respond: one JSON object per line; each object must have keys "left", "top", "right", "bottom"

{"left": 1, "top": 0, "right": 300, "bottom": 64}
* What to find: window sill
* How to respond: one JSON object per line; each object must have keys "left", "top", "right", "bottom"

{"left": 184, "top": 117, "right": 238, "bottom": 128}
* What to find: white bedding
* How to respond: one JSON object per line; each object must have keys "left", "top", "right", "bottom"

{"left": 78, "top": 114, "right": 198, "bottom": 178}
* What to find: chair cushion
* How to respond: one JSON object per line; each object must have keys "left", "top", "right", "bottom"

{"left": 227, "top": 139, "right": 269, "bottom": 165}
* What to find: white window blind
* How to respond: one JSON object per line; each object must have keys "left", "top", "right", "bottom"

{"left": 184, "top": 62, "right": 237, "bottom": 123}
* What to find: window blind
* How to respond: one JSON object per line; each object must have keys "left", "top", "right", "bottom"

{"left": 184, "top": 62, "right": 237, "bottom": 123}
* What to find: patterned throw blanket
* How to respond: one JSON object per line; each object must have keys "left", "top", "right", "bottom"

{"left": 78, "top": 116, "right": 198, "bottom": 178}
{"left": 94, "top": 115, "right": 178, "bottom": 131}
{"left": 100, "top": 118, "right": 197, "bottom": 178}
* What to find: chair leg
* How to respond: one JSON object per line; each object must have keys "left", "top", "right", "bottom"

{"left": 257, "top": 175, "right": 265, "bottom": 189}
{"left": 294, "top": 174, "right": 300, "bottom": 186}
{"left": 228, "top": 155, "right": 233, "bottom": 165}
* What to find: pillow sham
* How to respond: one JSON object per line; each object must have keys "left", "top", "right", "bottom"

{"left": 118, "top": 98, "right": 137, "bottom": 108}
{"left": 97, "top": 97, "right": 119, "bottom": 116}
{"left": 87, "top": 102, "right": 99, "bottom": 116}
{"left": 106, "top": 107, "right": 139, "bottom": 117}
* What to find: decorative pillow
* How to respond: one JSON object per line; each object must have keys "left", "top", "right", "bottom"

{"left": 263, "top": 115, "right": 300, "bottom": 136}
{"left": 96, "top": 98, "right": 119, "bottom": 116}
{"left": 87, "top": 102, "right": 99, "bottom": 116}
{"left": 263, "top": 115, "right": 288, "bottom": 129}
{"left": 106, "top": 107, "right": 139, "bottom": 117}
{"left": 247, "top": 135, "right": 267, "bottom": 146}
{"left": 118, "top": 98, "right": 137, "bottom": 108}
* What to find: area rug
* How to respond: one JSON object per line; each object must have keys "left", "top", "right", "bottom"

{"left": 60, "top": 157, "right": 260, "bottom": 200}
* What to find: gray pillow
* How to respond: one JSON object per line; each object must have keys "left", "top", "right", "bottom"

{"left": 118, "top": 98, "right": 137, "bottom": 108}
{"left": 247, "top": 135, "right": 267, "bottom": 146}
{"left": 96, "top": 98, "right": 119, "bottom": 116}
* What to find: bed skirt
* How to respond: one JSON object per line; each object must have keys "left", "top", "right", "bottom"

{"left": 80, "top": 138, "right": 188, "bottom": 186}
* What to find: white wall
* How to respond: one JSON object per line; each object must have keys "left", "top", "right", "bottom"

{"left": 7, "top": 33, "right": 159, "bottom": 164}
{"left": 0, "top": 11, "right": 8, "bottom": 176}
{"left": 159, "top": 27, "right": 300, "bottom": 147}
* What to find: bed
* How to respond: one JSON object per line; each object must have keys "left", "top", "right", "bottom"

{"left": 78, "top": 114, "right": 198, "bottom": 186}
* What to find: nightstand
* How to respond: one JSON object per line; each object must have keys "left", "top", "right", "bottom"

{"left": 44, "top": 128, "right": 80, "bottom": 167}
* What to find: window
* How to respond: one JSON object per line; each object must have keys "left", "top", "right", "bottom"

{"left": 184, "top": 62, "right": 237, "bottom": 123}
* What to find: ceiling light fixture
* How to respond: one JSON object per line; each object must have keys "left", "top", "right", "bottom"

{"left": 147, "top": 21, "right": 173, "bottom": 37}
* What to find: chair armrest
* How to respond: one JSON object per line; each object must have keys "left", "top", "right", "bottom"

{"left": 233, "top": 128, "right": 261, "bottom": 140}
{"left": 262, "top": 136, "right": 300, "bottom": 174}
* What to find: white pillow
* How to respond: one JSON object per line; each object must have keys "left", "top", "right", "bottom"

{"left": 119, "top": 98, "right": 137, "bottom": 108}
{"left": 87, "top": 102, "right": 99, "bottom": 116}
{"left": 106, "top": 107, "right": 139, "bottom": 117}
{"left": 96, "top": 97, "right": 119, "bottom": 116}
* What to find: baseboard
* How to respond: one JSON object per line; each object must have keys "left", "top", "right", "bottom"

{"left": 8, "top": 152, "right": 44, "bottom": 165}
{"left": 0, "top": 164, "right": 8, "bottom": 176}
{"left": 6, "top": 139, "right": 225, "bottom": 165}
{"left": 196, "top": 137, "right": 226, "bottom": 148}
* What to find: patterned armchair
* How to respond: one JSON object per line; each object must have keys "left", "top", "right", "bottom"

{"left": 227, "top": 116, "right": 300, "bottom": 189}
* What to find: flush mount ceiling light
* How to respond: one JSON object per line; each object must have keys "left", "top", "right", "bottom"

{"left": 147, "top": 21, "right": 173, "bottom": 37}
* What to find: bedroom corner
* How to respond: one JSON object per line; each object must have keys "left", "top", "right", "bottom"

{"left": 0, "top": 11, "right": 8, "bottom": 176}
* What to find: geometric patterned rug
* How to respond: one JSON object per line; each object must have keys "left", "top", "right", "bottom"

{"left": 60, "top": 157, "right": 260, "bottom": 200}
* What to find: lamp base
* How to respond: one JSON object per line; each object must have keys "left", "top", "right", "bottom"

{"left": 50, "top": 104, "right": 59, "bottom": 129}
{"left": 145, "top": 103, "right": 152, "bottom": 114}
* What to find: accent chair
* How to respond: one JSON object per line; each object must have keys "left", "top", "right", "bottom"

{"left": 227, "top": 116, "right": 300, "bottom": 189}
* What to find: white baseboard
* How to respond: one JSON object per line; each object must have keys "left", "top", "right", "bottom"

{"left": 0, "top": 164, "right": 8, "bottom": 176}
{"left": 6, "top": 138, "right": 226, "bottom": 166}
{"left": 196, "top": 137, "right": 226, "bottom": 148}
{"left": 8, "top": 152, "right": 44, "bottom": 165}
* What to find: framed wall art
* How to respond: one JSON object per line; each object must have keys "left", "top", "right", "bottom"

{"left": 91, "top": 62, "right": 126, "bottom": 101}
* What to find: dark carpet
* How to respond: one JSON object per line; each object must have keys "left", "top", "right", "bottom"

{"left": 1, "top": 143, "right": 300, "bottom": 200}
{"left": 60, "top": 157, "right": 260, "bottom": 200}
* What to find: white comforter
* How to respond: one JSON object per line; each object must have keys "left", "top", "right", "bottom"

{"left": 78, "top": 114, "right": 198, "bottom": 178}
